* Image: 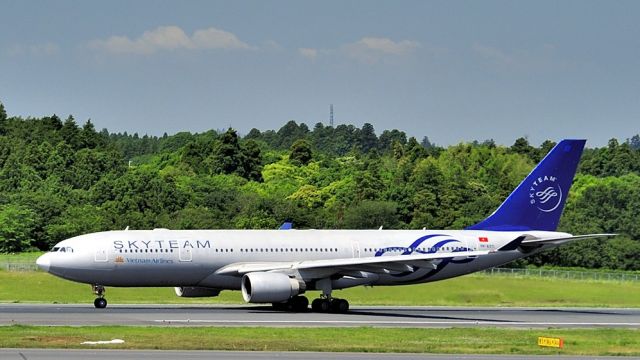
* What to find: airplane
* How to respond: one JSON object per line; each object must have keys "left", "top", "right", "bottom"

{"left": 36, "top": 139, "right": 614, "bottom": 312}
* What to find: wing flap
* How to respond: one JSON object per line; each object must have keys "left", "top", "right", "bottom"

{"left": 215, "top": 250, "right": 489, "bottom": 277}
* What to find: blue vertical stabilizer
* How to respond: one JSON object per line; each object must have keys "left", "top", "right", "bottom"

{"left": 466, "top": 139, "right": 586, "bottom": 231}
{"left": 279, "top": 222, "right": 293, "bottom": 230}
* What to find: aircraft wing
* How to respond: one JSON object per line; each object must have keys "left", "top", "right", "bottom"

{"left": 214, "top": 250, "right": 489, "bottom": 277}
{"left": 499, "top": 233, "right": 617, "bottom": 251}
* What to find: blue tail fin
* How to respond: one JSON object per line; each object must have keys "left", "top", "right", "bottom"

{"left": 467, "top": 139, "right": 586, "bottom": 231}
{"left": 279, "top": 221, "right": 293, "bottom": 230}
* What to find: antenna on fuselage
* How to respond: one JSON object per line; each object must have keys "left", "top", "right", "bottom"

{"left": 124, "top": 226, "right": 129, "bottom": 231}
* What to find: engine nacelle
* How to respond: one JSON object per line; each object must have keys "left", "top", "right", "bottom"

{"left": 241, "top": 272, "right": 303, "bottom": 303}
{"left": 174, "top": 286, "right": 221, "bottom": 298}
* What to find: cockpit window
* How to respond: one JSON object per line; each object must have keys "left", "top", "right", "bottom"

{"left": 52, "top": 247, "right": 60, "bottom": 252}
{"left": 51, "top": 246, "right": 73, "bottom": 253}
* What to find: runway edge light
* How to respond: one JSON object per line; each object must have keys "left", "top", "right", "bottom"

{"left": 537, "top": 336, "right": 564, "bottom": 349}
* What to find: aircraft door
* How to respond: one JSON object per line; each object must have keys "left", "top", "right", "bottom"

{"left": 351, "top": 242, "right": 361, "bottom": 258}
{"left": 179, "top": 247, "right": 192, "bottom": 262}
{"left": 94, "top": 248, "right": 108, "bottom": 262}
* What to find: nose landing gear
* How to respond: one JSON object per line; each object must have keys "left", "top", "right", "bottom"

{"left": 92, "top": 285, "right": 107, "bottom": 309}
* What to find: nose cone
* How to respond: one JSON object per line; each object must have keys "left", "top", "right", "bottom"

{"left": 36, "top": 253, "right": 51, "bottom": 272}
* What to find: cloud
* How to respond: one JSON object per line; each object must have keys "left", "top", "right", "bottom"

{"left": 352, "top": 37, "right": 420, "bottom": 55}
{"left": 298, "top": 48, "right": 318, "bottom": 61}
{"left": 342, "top": 37, "right": 420, "bottom": 63}
{"left": 90, "top": 25, "right": 252, "bottom": 54}
{"left": 298, "top": 37, "right": 420, "bottom": 64}
{"left": 472, "top": 42, "right": 514, "bottom": 66}
{"left": 7, "top": 42, "right": 59, "bottom": 56}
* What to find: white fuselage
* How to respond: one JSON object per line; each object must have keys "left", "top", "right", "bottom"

{"left": 38, "top": 229, "right": 567, "bottom": 291}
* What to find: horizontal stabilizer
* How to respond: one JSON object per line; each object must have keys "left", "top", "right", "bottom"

{"left": 499, "top": 233, "right": 616, "bottom": 252}
{"left": 521, "top": 233, "right": 617, "bottom": 245}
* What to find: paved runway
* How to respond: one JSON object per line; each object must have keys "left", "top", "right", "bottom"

{"left": 1, "top": 304, "right": 639, "bottom": 328}
{"left": 1, "top": 349, "right": 636, "bottom": 360}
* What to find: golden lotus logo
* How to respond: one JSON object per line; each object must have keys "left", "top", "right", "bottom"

{"left": 115, "top": 256, "right": 124, "bottom": 263}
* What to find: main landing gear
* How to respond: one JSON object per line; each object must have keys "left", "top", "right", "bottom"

{"left": 311, "top": 297, "right": 349, "bottom": 313}
{"left": 271, "top": 278, "right": 350, "bottom": 313}
{"left": 312, "top": 277, "right": 349, "bottom": 313}
{"left": 92, "top": 284, "right": 107, "bottom": 309}
{"left": 271, "top": 295, "right": 350, "bottom": 313}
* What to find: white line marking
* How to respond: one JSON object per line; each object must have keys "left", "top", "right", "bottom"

{"left": 154, "top": 319, "right": 640, "bottom": 326}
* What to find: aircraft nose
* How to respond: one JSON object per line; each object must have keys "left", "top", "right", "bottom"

{"left": 36, "top": 253, "right": 51, "bottom": 272}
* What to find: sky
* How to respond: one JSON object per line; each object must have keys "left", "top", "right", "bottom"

{"left": 1, "top": 0, "right": 639, "bottom": 147}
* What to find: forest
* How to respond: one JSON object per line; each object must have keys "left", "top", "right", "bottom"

{"left": 0, "top": 100, "right": 639, "bottom": 270}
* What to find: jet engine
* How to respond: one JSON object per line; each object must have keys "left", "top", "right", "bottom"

{"left": 241, "top": 272, "right": 304, "bottom": 303}
{"left": 174, "top": 286, "right": 221, "bottom": 297}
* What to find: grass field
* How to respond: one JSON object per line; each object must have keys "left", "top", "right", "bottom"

{"left": 1, "top": 325, "right": 638, "bottom": 355}
{"left": 1, "top": 268, "right": 640, "bottom": 307}
{"left": 2, "top": 252, "right": 640, "bottom": 356}
{"left": 0, "top": 252, "right": 43, "bottom": 262}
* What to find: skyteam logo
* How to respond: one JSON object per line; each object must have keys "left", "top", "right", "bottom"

{"left": 529, "top": 175, "right": 562, "bottom": 213}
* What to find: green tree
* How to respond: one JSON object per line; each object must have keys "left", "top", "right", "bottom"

{"left": 60, "top": 116, "right": 81, "bottom": 149}
{"left": 420, "top": 136, "right": 433, "bottom": 149}
{"left": 212, "top": 128, "right": 242, "bottom": 174}
{"left": 289, "top": 139, "right": 313, "bottom": 166}
{"left": 378, "top": 129, "right": 407, "bottom": 152}
{"left": 629, "top": 134, "right": 640, "bottom": 150}
{"left": 359, "top": 123, "right": 378, "bottom": 153}
{"left": 180, "top": 140, "right": 209, "bottom": 172}
{"left": 46, "top": 205, "right": 108, "bottom": 244}
{"left": 0, "top": 101, "right": 6, "bottom": 121}
{"left": 0, "top": 204, "right": 37, "bottom": 252}
{"left": 277, "top": 120, "right": 308, "bottom": 149}
{"left": 0, "top": 101, "right": 7, "bottom": 135}
{"left": 240, "top": 139, "right": 263, "bottom": 181}
{"left": 510, "top": 137, "right": 536, "bottom": 161}
{"left": 343, "top": 200, "right": 400, "bottom": 229}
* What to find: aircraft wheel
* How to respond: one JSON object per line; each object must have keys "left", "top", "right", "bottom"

{"left": 290, "top": 296, "right": 309, "bottom": 312}
{"left": 330, "top": 299, "right": 349, "bottom": 313}
{"left": 312, "top": 298, "right": 331, "bottom": 312}
{"left": 94, "top": 298, "right": 107, "bottom": 309}
{"left": 311, "top": 298, "right": 322, "bottom": 312}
